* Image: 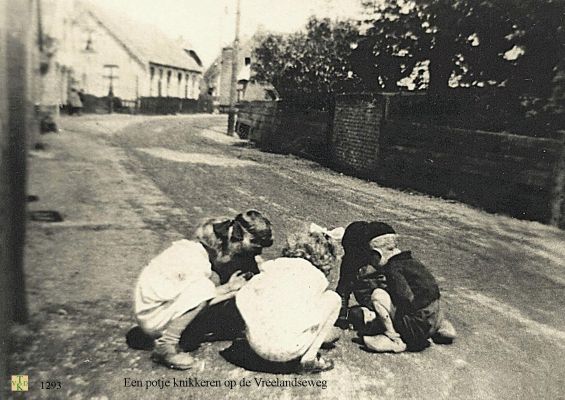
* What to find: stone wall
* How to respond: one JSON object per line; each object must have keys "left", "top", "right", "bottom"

{"left": 236, "top": 94, "right": 565, "bottom": 227}
{"left": 236, "top": 101, "right": 329, "bottom": 162}
{"left": 332, "top": 93, "right": 565, "bottom": 227}
{"left": 329, "top": 93, "right": 386, "bottom": 178}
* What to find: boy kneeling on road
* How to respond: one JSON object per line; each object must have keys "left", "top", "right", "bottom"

{"left": 337, "top": 221, "right": 456, "bottom": 352}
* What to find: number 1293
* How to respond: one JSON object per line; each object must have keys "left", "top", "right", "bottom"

{"left": 41, "top": 381, "right": 62, "bottom": 389}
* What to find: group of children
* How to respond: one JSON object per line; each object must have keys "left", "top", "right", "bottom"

{"left": 131, "top": 209, "right": 456, "bottom": 373}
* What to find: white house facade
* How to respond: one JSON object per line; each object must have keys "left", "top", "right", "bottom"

{"left": 41, "top": 0, "right": 203, "bottom": 108}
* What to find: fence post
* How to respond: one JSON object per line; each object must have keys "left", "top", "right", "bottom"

{"left": 549, "top": 130, "right": 565, "bottom": 227}
{"left": 326, "top": 95, "right": 336, "bottom": 158}
{"left": 383, "top": 93, "right": 392, "bottom": 121}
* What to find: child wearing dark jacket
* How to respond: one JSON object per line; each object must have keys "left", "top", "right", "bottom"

{"left": 336, "top": 221, "right": 456, "bottom": 352}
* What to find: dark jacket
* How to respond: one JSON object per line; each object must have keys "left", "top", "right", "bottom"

{"left": 212, "top": 254, "right": 260, "bottom": 284}
{"left": 339, "top": 249, "right": 442, "bottom": 349}
{"left": 337, "top": 251, "right": 440, "bottom": 311}
{"left": 336, "top": 221, "right": 371, "bottom": 309}
{"left": 381, "top": 251, "right": 440, "bottom": 314}
{"left": 336, "top": 253, "right": 361, "bottom": 305}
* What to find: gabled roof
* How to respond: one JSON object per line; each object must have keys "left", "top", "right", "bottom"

{"left": 78, "top": 1, "right": 203, "bottom": 73}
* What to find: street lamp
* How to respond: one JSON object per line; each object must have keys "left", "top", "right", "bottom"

{"left": 227, "top": 0, "right": 241, "bottom": 136}
{"left": 103, "top": 64, "right": 119, "bottom": 113}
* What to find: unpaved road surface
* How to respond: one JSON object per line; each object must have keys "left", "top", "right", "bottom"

{"left": 12, "top": 114, "right": 565, "bottom": 400}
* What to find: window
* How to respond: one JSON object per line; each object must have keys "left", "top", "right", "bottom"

{"left": 177, "top": 72, "right": 182, "bottom": 97}
{"left": 158, "top": 69, "right": 163, "bottom": 97}
{"left": 149, "top": 67, "right": 155, "bottom": 96}
{"left": 192, "top": 75, "right": 199, "bottom": 98}
{"left": 84, "top": 31, "right": 94, "bottom": 52}
{"left": 166, "top": 70, "right": 172, "bottom": 96}
{"left": 244, "top": 57, "right": 251, "bottom": 66}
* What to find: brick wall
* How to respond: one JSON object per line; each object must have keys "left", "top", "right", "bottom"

{"left": 330, "top": 93, "right": 565, "bottom": 227}
{"left": 139, "top": 97, "right": 202, "bottom": 114}
{"left": 330, "top": 94, "right": 386, "bottom": 178}
{"left": 237, "top": 101, "right": 278, "bottom": 142}
{"left": 378, "top": 120, "right": 562, "bottom": 223}
{"left": 236, "top": 94, "right": 565, "bottom": 227}
{"left": 236, "top": 101, "right": 329, "bottom": 162}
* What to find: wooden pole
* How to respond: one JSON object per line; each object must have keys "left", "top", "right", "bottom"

{"left": 0, "top": 1, "right": 10, "bottom": 395}
{"left": 227, "top": 0, "right": 241, "bottom": 135}
{"left": 3, "top": 0, "right": 31, "bottom": 324}
{"left": 1, "top": 0, "right": 33, "bottom": 395}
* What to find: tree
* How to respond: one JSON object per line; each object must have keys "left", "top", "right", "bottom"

{"left": 351, "top": 1, "right": 423, "bottom": 91}
{"left": 353, "top": 0, "right": 565, "bottom": 97}
{"left": 252, "top": 17, "right": 360, "bottom": 105}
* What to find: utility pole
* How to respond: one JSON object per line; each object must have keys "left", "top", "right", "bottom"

{"left": 227, "top": 0, "right": 241, "bottom": 136}
{"left": 1, "top": 0, "right": 34, "bottom": 396}
{"left": 103, "top": 64, "right": 119, "bottom": 114}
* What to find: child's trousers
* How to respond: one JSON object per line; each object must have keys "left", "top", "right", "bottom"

{"left": 393, "top": 299, "right": 444, "bottom": 351}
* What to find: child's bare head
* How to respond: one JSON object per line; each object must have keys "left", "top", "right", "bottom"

{"left": 233, "top": 209, "right": 273, "bottom": 256}
{"left": 192, "top": 210, "right": 273, "bottom": 264}
{"left": 282, "top": 229, "right": 338, "bottom": 276}
{"left": 192, "top": 217, "right": 229, "bottom": 261}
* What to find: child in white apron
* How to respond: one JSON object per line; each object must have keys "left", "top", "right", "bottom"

{"left": 134, "top": 210, "right": 273, "bottom": 370}
{"left": 236, "top": 224, "right": 343, "bottom": 373}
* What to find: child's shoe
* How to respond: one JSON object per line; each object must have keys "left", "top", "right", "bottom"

{"left": 363, "top": 332, "right": 407, "bottom": 353}
{"left": 348, "top": 306, "right": 385, "bottom": 335}
{"left": 299, "top": 354, "right": 335, "bottom": 374}
{"left": 126, "top": 326, "right": 154, "bottom": 350}
{"left": 431, "top": 319, "right": 457, "bottom": 344}
{"left": 321, "top": 327, "right": 341, "bottom": 349}
{"left": 347, "top": 306, "right": 370, "bottom": 331}
{"left": 151, "top": 341, "right": 195, "bottom": 370}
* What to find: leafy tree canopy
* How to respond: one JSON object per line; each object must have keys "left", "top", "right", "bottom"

{"left": 353, "top": 0, "right": 564, "bottom": 97}
{"left": 252, "top": 17, "right": 361, "bottom": 104}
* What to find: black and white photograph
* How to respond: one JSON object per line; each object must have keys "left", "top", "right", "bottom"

{"left": 1, "top": 0, "right": 564, "bottom": 399}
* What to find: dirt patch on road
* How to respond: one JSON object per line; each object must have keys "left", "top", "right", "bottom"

{"left": 137, "top": 147, "right": 257, "bottom": 167}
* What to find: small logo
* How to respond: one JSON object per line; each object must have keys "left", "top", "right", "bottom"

{"left": 11, "top": 375, "right": 29, "bottom": 392}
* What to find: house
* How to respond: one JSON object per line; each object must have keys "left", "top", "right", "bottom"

{"left": 203, "top": 32, "right": 278, "bottom": 112}
{"left": 40, "top": 0, "right": 203, "bottom": 112}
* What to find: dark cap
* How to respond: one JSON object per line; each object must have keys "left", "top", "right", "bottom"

{"left": 365, "top": 222, "right": 395, "bottom": 242}
{"left": 342, "top": 221, "right": 369, "bottom": 252}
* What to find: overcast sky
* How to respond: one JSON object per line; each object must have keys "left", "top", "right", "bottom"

{"left": 94, "top": 0, "right": 363, "bottom": 67}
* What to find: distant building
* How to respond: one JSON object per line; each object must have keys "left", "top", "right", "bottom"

{"left": 40, "top": 0, "right": 203, "bottom": 112}
{"left": 203, "top": 33, "right": 278, "bottom": 112}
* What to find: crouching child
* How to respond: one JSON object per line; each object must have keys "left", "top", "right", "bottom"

{"left": 337, "top": 221, "right": 456, "bottom": 352}
{"left": 236, "top": 224, "right": 344, "bottom": 373}
{"left": 133, "top": 210, "right": 273, "bottom": 369}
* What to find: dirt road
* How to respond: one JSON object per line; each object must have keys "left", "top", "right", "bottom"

{"left": 12, "top": 114, "right": 565, "bottom": 400}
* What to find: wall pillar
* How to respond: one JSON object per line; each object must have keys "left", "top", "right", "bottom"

{"left": 549, "top": 130, "right": 565, "bottom": 227}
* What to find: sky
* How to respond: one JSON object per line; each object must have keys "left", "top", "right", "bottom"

{"left": 94, "top": 0, "right": 364, "bottom": 67}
